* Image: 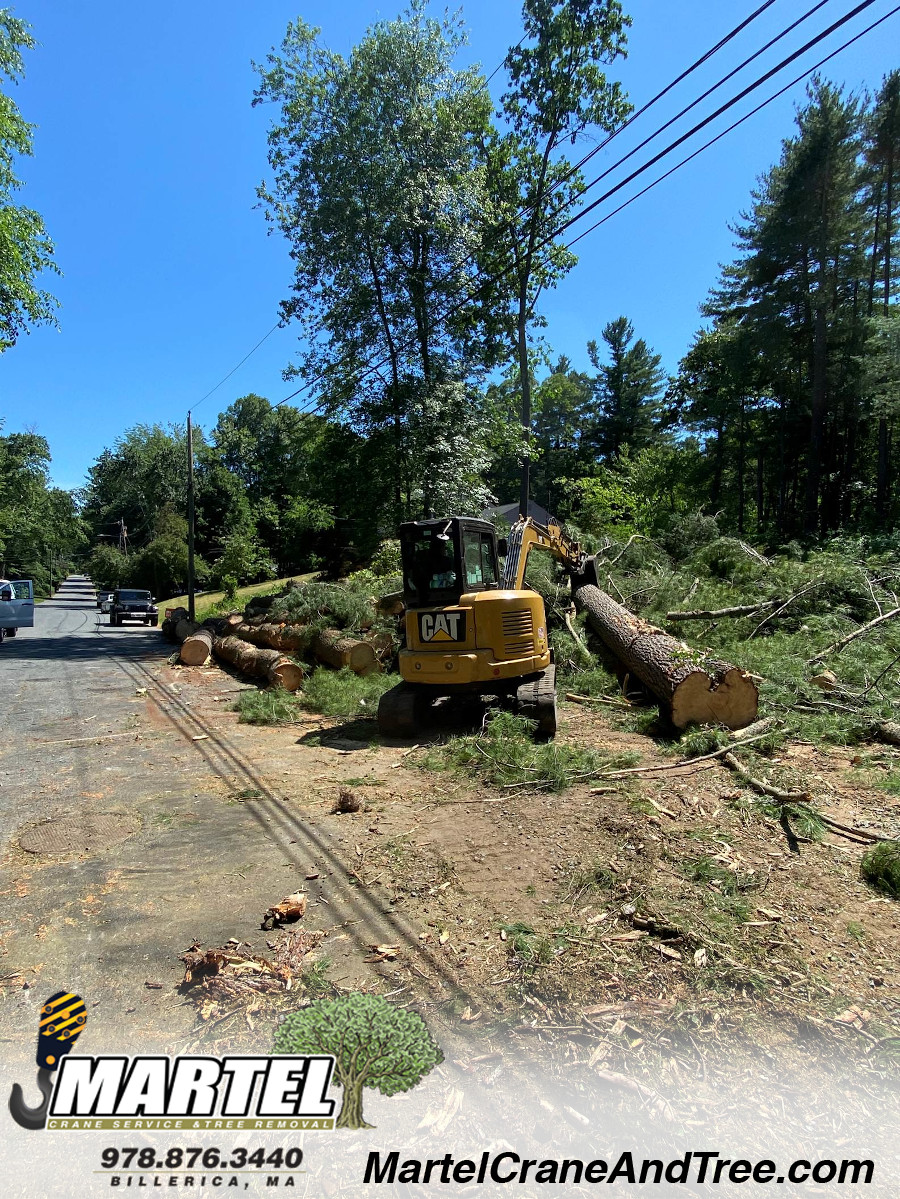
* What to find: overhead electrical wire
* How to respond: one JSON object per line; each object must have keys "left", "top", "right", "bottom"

{"left": 275, "top": 0, "right": 888, "bottom": 423}
{"left": 563, "top": 1, "right": 900, "bottom": 251}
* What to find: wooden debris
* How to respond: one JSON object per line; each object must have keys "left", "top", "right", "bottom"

{"left": 666, "top": 599, "right": 782, "bottom": 621}
{"left": 261, "top": 892, "right": 307, "bottom": 930}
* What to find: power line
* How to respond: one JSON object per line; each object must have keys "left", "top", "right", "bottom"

{"left": 548, "top": 0, "right": 834, "bottom": 226}
{"left": 189, "top": 321, "right": 281, "bottom": 417}
{"left": 277, "top": 0, "right": 887, "bottom": 424}
{"left": 551, "top": 0, "right": 880, "bottom": 242}
{"left": 270, "top": 0, "right": 795, "bottom": 415}
{"left": 563, "top": 2, "right": 900, "bottom": 251}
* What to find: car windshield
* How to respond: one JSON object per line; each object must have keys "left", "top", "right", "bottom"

{"left": 118, "top": 590, "right": 150, "bottom": 601}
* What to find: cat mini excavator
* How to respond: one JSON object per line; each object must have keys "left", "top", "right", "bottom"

{"left": 376, "top": 514, "right": 597, "bottom": 738}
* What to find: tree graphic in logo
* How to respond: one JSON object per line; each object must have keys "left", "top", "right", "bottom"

{"left": 273, "top": 993, "right": 443, "bottom": 1129}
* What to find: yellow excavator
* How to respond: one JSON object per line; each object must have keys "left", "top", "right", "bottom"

{"left": 377, "top": 515, "right": 596, "bottom": 737}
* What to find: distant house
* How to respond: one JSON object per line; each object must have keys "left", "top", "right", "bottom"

{"left": 481, "top": 500, "right": 553, "bottom": 528}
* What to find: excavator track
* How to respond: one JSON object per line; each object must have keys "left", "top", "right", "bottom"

{"left": 515, "top": 664, "right": 557, "bottom": 737}
{"left": 377, "top": 682, "right": 422, "bottom": 738}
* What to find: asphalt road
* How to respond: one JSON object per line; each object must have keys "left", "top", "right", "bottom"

{"left": 0, "top": 578, "right": 413, "bottom": 1063}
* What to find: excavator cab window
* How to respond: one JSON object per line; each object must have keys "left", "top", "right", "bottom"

{"left": 399, "top": 518, "right": 499, "bottom": 607}
{"left": 401, "top": 524, "right": 460, "bottom": 607}
{"left": 462, "top": 531, "right": 498, "bottom": 589}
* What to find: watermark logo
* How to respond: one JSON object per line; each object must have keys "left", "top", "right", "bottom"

{"left": 8, "top": 992, "right": 442, "bottom": 1132}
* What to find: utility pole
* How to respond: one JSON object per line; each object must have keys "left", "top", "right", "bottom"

{"left": 187, "top": 411, "right": 196, "bottom": 623}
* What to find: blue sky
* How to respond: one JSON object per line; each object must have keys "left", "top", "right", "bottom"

{"left": 2, "top": 0, "right": 898, "bottom": 490}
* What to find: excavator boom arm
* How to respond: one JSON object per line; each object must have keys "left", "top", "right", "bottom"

{"left": 501, "top": 517, "right": 589, "bottom": 591}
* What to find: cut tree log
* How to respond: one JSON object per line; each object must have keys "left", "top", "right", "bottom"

{"left": 161, "top": 606, "right": 189, "bottom": 642}
{"left": 235, "top": 621, "right": 307, "bottom": 652}
{"left": 876, "top": 720, "right": 900, "bottom": 746}
{"left": 174, "top": 617, "right": 197, "bottom": 644}
{"left": 574, "top": 583, "right": 758, "bottom": 729}
{"left": 311, "top": 628, "right": 379, "bottom": 675}
{"left": 212, "top": 635, "right": 304, "bottom": 691}
{"left": 180, "top": 627, "right": 213, "bottom": 667}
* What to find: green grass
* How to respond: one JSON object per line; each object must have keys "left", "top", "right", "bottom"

{"left": 165, "top": 573, "right": 318, "bottom": 619}
{"left": 235, "top": 668, "right": 396, "bottom": 725}
{"left": 860, "top": 840, "right": 900, "bottom": 898}
{"left": 422, "top": 710, "right": 640, "bottom": 792}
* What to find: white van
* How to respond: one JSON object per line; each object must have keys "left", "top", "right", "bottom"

{"left": 0, "top": 579, "right": 35, "bottom": 641}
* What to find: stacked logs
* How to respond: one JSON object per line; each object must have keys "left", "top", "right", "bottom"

{"left": 161, "top": 601, "right": 385, "bottom": 691}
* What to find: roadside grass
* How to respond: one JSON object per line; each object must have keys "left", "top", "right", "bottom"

{"left": 235, "top": 668, "right": 395, "bottom": 725}
{"left": 165, "top": 574, "right": 318, "bottom": 619}
{"left": 860, "top": 840, "right": 900, "bottom": 897}
{"left": 422, "top": 710, "right": 640, "bottom": 792}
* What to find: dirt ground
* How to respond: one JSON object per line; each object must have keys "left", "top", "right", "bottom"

{"left": 3, "top": 611, "right": 898, "bottom": 1167}
{"left": 142, "top": 658, "right": 900, "bottom": 1128}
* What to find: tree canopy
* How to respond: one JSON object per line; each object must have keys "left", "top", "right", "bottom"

{"left": 0, "top": 7, "right": 57, "bottom": 350}
{"left": 273, "top": 993, "right": 443, "bottom": 1129}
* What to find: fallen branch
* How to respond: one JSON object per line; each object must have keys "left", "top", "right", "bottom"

{"left": 809, "top": 606, "right": 900, "bottom": 663}
{"left": 562, "top": 605, "right": 594, "bottom": 667}
{"left": 721, "top": 752, "right": 810, "bottom": 801}
{"left": 748, "top": 580, "right": 822, "bottom": 639}
{"left": 722, "top": 753, "right": 886, "bottom": 842}
{"left": 667, "top": 600, "right": 781, "bottom": 622}
{"left": 565, "top": 692, "right": 631, "bottom": 708}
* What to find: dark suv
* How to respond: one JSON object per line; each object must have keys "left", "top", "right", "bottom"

{"left": 110, "top": 589, "right": 159, "bottom": 627}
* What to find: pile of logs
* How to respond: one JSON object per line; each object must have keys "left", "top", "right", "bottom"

{"left": 161, "top": 603, "right": 384, "bottom": 693}
{"left": 573, "top": 583, "right": 759, "bottom": 730}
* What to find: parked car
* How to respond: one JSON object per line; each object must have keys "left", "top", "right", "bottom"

{"left": 109, "top": 589, "right": 159, "bottom": 627}
{"left": 96, "top": 590, "right": 114, "bottom": 611}
{"left": 0, "top": 579, "right": 35, "bottom": 641}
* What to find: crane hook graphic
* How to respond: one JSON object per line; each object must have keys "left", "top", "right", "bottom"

{"left": 8, "top": 991, "right": 86, "bottom": 1130}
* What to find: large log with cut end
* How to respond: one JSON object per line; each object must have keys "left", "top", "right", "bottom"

{"left": 574, "top": 583, "right": 758, "bottom": 729}
{"left": 312, "top": 628, "right": 379, "bottom": 675}
{"left": 235, "top": 621, "right": 308, "bottom": 652}
{"left": 180, "top": 628, "right": 213, "bottom": 666}
{"left": 212, "top": 635, "right": 305, "bottom": 692}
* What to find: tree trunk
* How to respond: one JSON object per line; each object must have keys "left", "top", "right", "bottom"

{"left": 235, "top": 621, "right": 307, "bottom": 652}
{"left": 212, "top": 635, "right": 304, "bottom": 691}
{"left": 805, "top": 305, "right": 828, "bottom": 534}
{"left": 574, "top": 584, "right": 758, "bottom": 729}
{"left": 180, "top": 628, "right": 213, "bottom": 666}
{"left": 335, "top": 1079, "right": 373, "bottom": 1130}
{"left": 311, "top": 629, "right": 379, "bottom": 676}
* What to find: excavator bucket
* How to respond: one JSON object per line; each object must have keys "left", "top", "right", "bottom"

{"left": 572, "top": 555, "right": 599, "bottom": 590}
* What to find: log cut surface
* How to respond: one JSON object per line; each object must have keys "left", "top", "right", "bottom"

{"left": 574, "top": 583, "right": 758, "bottom": 729}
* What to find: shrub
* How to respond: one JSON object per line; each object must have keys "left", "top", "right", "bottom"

{"left": 860, "top": 841, "right": 900, "bottom": 898}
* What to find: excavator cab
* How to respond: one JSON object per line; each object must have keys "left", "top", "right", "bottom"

{"left": 399, "top": 517, "right": 500, "bottom": 609}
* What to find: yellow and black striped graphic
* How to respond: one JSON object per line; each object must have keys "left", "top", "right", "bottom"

{"left": 36, "top": 992, "right": 86, "bottom": 1069}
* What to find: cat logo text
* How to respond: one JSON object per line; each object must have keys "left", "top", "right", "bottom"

{"left": 418, "top": 611, "right": 465, "bottom": 643}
